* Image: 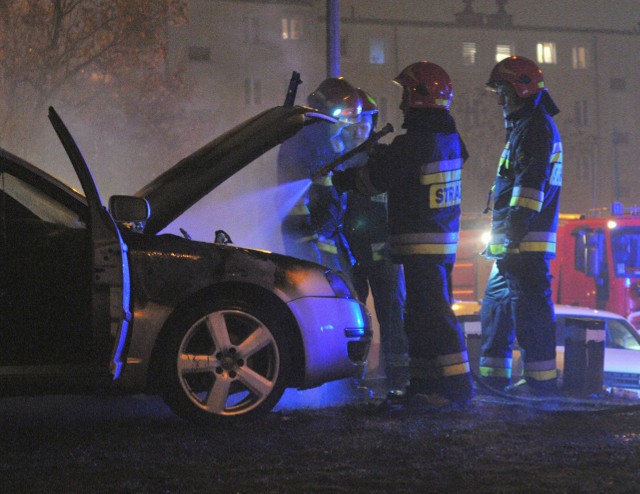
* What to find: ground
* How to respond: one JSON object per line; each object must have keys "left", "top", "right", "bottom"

{"left": 2, "top": 385, "right": 640, "bottom": 493}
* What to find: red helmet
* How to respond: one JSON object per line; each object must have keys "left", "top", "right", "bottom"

{"left": 393, "top": 61, "right": 453, "bottom": 110}
{"left": 487, "top": 56, "right": 545, "bottom": 98}
{"left": 307, "top": 77, "right": 362, "bottom": 123}
{"left": 356, "top": 88, "right": 378, "bottom": 114}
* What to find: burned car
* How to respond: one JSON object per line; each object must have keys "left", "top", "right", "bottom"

{"left": 0, "top": 104, "right": 371, "bottom": 424}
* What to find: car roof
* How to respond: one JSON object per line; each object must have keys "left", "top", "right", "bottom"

{"left": 554, "top": 304, "right": 628, "bottom": 321}
{"left": 453, "top": 300, "right": 630, "bottom": 323}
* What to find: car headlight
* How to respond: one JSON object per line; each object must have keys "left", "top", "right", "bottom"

{"left": 325, "top": 270, "right": 356, "bottom": 298}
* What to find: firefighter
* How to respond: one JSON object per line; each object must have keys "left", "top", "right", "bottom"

{"left": 333, "top": 61, "right": 473, "bottom": 407}
{"left": 479, "top": 56, "right": 563, "bottom": 395}
{"left": 277, "top": 77, "right": 361, "bottom": 275}
{"left": 341, "top": 88, "right": 409, "bottom": 396}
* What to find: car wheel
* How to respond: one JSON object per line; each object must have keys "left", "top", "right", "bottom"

{"left": 160, "top": 299, "right": 291, "bottom": 424}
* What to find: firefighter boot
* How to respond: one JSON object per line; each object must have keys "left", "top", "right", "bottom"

{"left": 386, "top": 355, "right": 410, "bottom": 400}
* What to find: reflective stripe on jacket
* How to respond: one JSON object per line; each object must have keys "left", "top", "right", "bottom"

{"left": 344, "top": 191, "right": 390, "bottom": 265}
{"left": 487, "top": 101, "right": 562, "bottom": 259}
{"left": 355, "top": 113, "right": 467, "bottom": 264}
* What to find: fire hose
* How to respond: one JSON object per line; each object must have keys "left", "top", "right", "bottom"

{"left": 310, "top": 123, "right": 394, "bottom": 181}
{"left": 470, "top": 370, "right": 640, "bottom": 415}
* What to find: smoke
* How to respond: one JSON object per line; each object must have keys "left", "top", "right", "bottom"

{"left": 160, "top": 147, "right": 312, "bottom": 255}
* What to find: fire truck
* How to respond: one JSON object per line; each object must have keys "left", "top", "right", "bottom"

{"left": 453, "top": 203, "right": 640, "bottom": 329}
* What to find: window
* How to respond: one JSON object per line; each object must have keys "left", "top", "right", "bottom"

{"left": 369, "top": 38, "right": 385, "bottom": 65}
{"left": 574, "top": 100, "right": 589, "bottom": 127}
{"left": 0, "top": 172, "right": 86, "bottom": 229}
{"left": 611, "top": 78, "right": 626, "bottom": 91}
{"left": 576, "top": 156, "right": 592, "bottom": 183}
{"left": 464, "top": 98, "right": 482, "bottom": 126}
{"left": 463, "top": 42, "right": 477, "bottom": 65}
{"left": 613, "top": 130, "right": 629, "bottom": 145}
{"left": 495, "top": 44, "right": 512, "bottom": 62}
{"left": 340, "top": 36, "right": 349, "bottom": 57}
{"left": 187, "top": 46, "right": 211, "bottom": 62}
{"left": 606, "top": 319, "right": 640, "bottom": 350}
{"left": 244, "top": 17, "right": 260, "bottom": 43}
{"left": 281, "top": 17, "right": 303, "bottom": 40}
{"left": 611, "top": 227, "right": 640, "bottom": 278}
{"left": 536, "top": 42, "right": 557, "bottom": 64}
{"left": 572, "top": 46, "right": 588, "bottom": 69}
{"left": 244, "top": 78, "right": 262, "bottom": 106}
{"left": 619, "top": 186, "right": 631, "bottom": 201}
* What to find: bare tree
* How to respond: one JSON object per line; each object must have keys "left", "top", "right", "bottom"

{"left": 0, "top": 0, "right": 192, "bottom": 167}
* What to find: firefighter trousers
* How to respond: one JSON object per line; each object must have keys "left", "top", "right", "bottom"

{"left": 480, "top": 255, "right": 557, "bottom": 387}
{"left": 403, "top": 258, "right": 473, "bottom": 402}
{"left": 352, "top": 260, "right": 408, "bottom": 387}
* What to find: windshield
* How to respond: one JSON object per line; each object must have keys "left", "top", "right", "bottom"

{"left": 606, "top": 318, "right": 640, "bottom": 350}
{"left": 611, "top": 227, "right": 640, "bottom": 277}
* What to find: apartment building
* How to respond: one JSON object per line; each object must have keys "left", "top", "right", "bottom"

{"left": 168, "top": 0, "right": 640, "bottom": 223}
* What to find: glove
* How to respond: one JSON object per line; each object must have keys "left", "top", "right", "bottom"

{"left": 331, "top": 169, "right": 356, "bottom": 195}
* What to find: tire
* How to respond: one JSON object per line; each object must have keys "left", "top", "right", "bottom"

{"left": 160, "top": 298, "right": 291, "bottom": 425}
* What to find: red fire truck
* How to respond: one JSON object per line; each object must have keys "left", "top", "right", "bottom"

{"left": 453, "top": 203, "right": 640, "bottom": 329}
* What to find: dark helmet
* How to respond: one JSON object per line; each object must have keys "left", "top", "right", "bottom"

{"left": 357, "top": 88, "right": 378, "bottom": 114}
{"left": 356, "top": 88, "right": 378, "bottom": 128}
{"left": 307, "top": 77, "right": 362, "bottom": 123}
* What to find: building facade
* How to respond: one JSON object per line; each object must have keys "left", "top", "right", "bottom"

{"left": 169, "top": 0, "right": 640, "bottom": 233}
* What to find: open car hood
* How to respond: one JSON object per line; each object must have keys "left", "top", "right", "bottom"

{"left": 135, "top": 105, "right": 332, "bottom": 235}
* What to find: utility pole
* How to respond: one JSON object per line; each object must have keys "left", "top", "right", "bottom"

{"left": 612, "top": 128, "right": 621, "bottom": 202}
{"left": 326, "top": 0, "right": 340, "bottom": 77}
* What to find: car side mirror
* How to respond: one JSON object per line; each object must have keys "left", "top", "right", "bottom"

{"left": 109, "top": 195, "right": 150, "bottom": 223}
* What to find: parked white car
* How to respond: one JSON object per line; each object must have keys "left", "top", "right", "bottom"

{"left": 453, "top": 302, "right": 640, "bottom": 393}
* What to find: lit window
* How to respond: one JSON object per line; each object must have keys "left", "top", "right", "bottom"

{"left": 536, "top": 42, "right": 557, "bottom": 64}
{"left": 244, "top": 78, "right": 262, "bottom": 106}
{"left": 572, "top": 46, "right": 588, "bottom": 69}
{"left": 495, "top": 44, "right": 512, "bottom": 62}
{"left": 369, "top": 38, "right": 385, "bottom": 64}
{"left": 281, "top": 18, "right": 303, "bottom": 40}
{"left": 463, "top": 42, "right": 477, "bottom": 65}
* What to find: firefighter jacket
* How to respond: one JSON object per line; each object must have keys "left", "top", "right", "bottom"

{"left": 340, "top": 108, "right": 468, "bottom": 265}
{"left": 344, "top": 191, "right": 390, "bottom": 265}
{"left": 277, "top": 122, "right": 354, "bottom": 265}
{"left": 341, "top": 148, "right": 391, "bottom": 266}
{"left": 486, "top": 94, "right": 563, "bottom": 259}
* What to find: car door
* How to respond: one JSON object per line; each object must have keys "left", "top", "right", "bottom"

{"left": 0, "top": 158, "right": 94, "bottom": 370}
{"left": 47, "top": 107, "right": 131, "bottom": 379}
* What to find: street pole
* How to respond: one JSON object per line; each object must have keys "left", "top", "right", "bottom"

{"left": 612, "top": 128, "right": 621, "bottom": 202}
{"left": 326, "top": 0, "right": 340, "bottom": 77}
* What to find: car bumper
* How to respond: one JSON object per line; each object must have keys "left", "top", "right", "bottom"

{"left": 287, "top": 297, "right": 372, "bottom": 388}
